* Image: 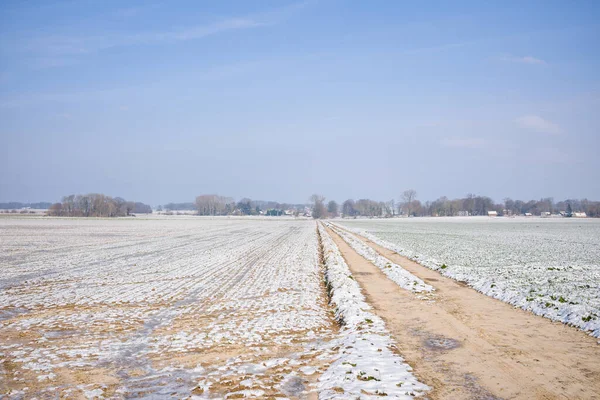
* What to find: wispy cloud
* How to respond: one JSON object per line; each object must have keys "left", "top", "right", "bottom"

{"left": 28, "top": 18, "right": 264, "bottom": 57}
{"left": 499, "top": 54, "right": 547, "bottom": 65}
{"left": 516, "top": 115, "right": 561, "bottom": 135}
{"left": 440, "top": 137, "right": 486, "bottom": 149}
{"left": 0, "top": 59, "right": 267, "bottom": 108}
{"left": 22, "top": 1, "right": 309, "bottom": 63}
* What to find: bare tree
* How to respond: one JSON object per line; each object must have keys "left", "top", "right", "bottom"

{"left": 327, "top": 200, "right": 339, "bottom": 218}
{"left": 195, "top": 194, "right": 232, "bottom": 216}
{"left": 114, "top": 197, "right": 127, "bottom": 215}
{"left": 341, "top": 199, "right": 355, "bottom": 217}
{"left": 48, "top": 203, "right": 63, "bottom": 216}
{"left": 62, "top": 195, "right": 75, "bottom": 215}
{"left": 46, "top": 193, "right": 150, "bottom": 217}
{"left": 310, "top": 194, "right": 327, "bottom": 219}
{"left": 401, "top": 189, "right": 417, "bottom": 216}
{"left": 125, "top": 201, "right": 135, "bottom": 216}
{"left": 389, "top": 199, "right": 395, "bottom": 216}
{"left": 237, "top": 198, "right": 253, "bottom": 215}
{"left": 354, "top": 199, "right": 383, "bottom": 217}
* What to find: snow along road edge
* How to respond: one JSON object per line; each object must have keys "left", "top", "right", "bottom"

{"left": 317, "top": 222, "right": 429, "bottom": 399}
{"left": 331, "top": 222, "right": 600, "bottom": 338}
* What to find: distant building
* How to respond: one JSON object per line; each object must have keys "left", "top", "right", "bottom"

{"left": 487, "top": 211, "right": 498, "bottom": 217}
{"left": 573, "top": 212, "right": 587, "bottom": 218}
{"left": 457, "top": 211, "right": 470, "bottom": 217}
{"left": 540, "top": 211, "right": 551, "bottom": 218}
{"left": 524, "top": 212, "right": 533, "bottom": 217}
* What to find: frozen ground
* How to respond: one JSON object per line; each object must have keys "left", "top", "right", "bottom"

{"left": 333, "top": 217, "right": 600, "bottom": 337}
{"left": 317, "top": 224, "right": 429, "bottom": 399}
{"left": 0, "top": 217, "right": 340, "bottom": 398}
{"left": 324, "top": 223, "right": 433, "bottom": 295}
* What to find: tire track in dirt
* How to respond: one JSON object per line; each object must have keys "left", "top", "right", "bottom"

{"left": 325, "top": 225, "right": 600, "bottom": 400}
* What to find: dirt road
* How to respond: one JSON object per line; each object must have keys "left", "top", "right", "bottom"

{"left": 325, "top": 225, "right": 600, "bottom": 400}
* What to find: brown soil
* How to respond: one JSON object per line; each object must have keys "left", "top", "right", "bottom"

{"left": 325, "top": 225, "right": 600, "bottom": 400}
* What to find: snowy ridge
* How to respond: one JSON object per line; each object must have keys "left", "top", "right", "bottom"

{"left": 335, "top": 223, "right": 600, "bottom": 338}
{"left": 325, "top": 223, "right": 433, "bottom": 294}
{"left": 317, "top": 223, "right": 429, "bottom": 399}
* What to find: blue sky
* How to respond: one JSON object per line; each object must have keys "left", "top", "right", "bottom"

{"left": 1, "top": 0, "right": 599, "bottom": 205}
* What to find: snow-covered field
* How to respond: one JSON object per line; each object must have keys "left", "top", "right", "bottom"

{"left": 333, "top": 217, "right": 600, "bottom": 337}
{"left": 0, "top": 217, "right": 343, "bottom": 398}
{"left": 7, "top": 215, "right": 594, "bottom": 397}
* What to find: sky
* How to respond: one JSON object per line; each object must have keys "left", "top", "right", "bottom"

{"left": 1, "top": 0, "right": 599, "bottom": 205}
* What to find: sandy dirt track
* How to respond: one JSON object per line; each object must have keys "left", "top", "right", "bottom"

{"left": 326, "top": 225, "right": 600, "bottom": 400}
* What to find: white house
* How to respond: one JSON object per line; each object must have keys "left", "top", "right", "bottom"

{"left": 487, "top": 210, "right": 498, "bottom": 217}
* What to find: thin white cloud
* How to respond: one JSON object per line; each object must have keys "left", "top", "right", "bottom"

{"left": 520, "top": 56, "right": 546, "bottom": 65}
{"left": 24, "top": 1, "right": 309, "bottom": 59}
{"left": 499, "top": 54, "right": 547, "bottom": 65}
{"left": 516, "top": 115, "right": 561, "bottom": 135}
{"left": 29, "top": 18, "right": 264, "bottom": 56}
{"left": 0, "top": 59, "right": 264, "bottom": 108}
{"left": 440, "top": 137, "right": 486, "bottom": 149}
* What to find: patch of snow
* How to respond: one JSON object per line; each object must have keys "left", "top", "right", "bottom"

{"left": 326, "top": 223, "right": 433, "bottom": 294}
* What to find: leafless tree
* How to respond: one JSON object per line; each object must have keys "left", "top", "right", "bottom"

{"left": 401, "top": 189, "right": 417, "bottom": 216}
{"left": 310, "top": 194, "right": 327, "bottom": 219}
{"left": 195, "top": 194, "right": 234, "bottom": 216}
{"left": 388, "top": 199, "right": 395, "bottom": 216}
{"left": 46, "top": 193, "right": 150, "bottom": 217}
{"left": 327, "top": 200, "right": 339, "bottom": 218}
{"left": 342, "top": 199, "right": 356, "bottom": 217}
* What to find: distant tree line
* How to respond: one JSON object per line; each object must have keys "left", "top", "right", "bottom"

{"left": 336, "top": 190, "right": 600, "bottom": 218}
{"left": 193, "top": 194, "right": 305, "bottom": 216}
{"left": 0, "top": 202, "right": 52, "bottom": 209}
{"left": 12, "top": 190, "right": 600, "bottom": 219}
{"left": 162, "top": 202, "right": 196, "bottom": 211}
{"left": 47, "top": 194, "right": 152, "bottom": 217}
{"left": 0, "top": 209, "right": 38, "bottom": 214}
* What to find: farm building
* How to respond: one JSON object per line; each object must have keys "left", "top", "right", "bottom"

{"left": 572, "top": 212, "right": 587, "bottom": 218}
{"left": 487, "top": 211, "right": 498, "bottom": 217}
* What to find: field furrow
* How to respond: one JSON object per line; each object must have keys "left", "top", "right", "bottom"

{"left": 0, "top": 218, "right": 341, "bottom": 399}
